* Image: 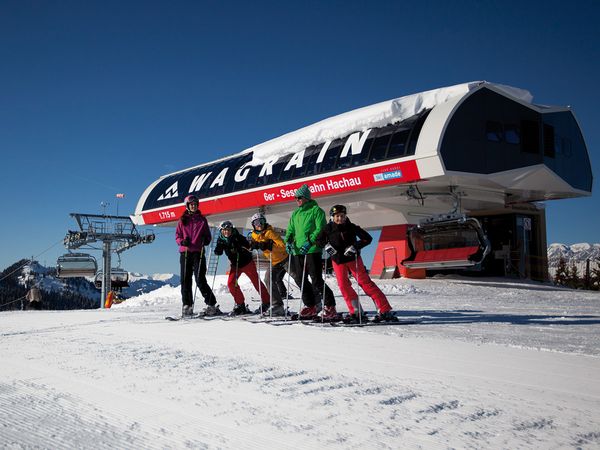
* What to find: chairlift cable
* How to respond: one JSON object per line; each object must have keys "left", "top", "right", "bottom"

{"left": 0, "top": 294, "right": 28, "bottom": 309}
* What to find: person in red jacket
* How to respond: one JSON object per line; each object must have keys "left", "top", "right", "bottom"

{"left": 175, "top": 195, "right": 219, "bottom": 316}
{"left": 316, "top": 205, "right": 397, "bottom": 323}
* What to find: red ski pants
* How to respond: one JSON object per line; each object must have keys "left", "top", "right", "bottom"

{"left": 228, "top": 260, "right": 270, "bottom": 305}
{"left": 332, "top": 256, "right": 391, "bottom": 314}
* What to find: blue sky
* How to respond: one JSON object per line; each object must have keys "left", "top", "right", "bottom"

{"left": 1, "top": 0, "right": 598, "bottom": 275}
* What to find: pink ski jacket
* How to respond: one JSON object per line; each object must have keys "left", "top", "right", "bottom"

{"left": 175, "top": 212, "right": 212, "bottom": 253}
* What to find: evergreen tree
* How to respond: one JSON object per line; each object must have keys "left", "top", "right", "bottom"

{"left": 553, "top": 257, "right": 569, "bottom": 287}
{"left": 591, "top": 257, "right": 600, "bottom": 291}
{"left": 567, "top": 260, "right": 581, "bottom": 289}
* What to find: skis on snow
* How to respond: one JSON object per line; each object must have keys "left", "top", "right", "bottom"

{"left": 257, "top": 315, "right": 423, "bottom": 327}
{"left": 164, "top": 313, "right": 205, "bottom": 321}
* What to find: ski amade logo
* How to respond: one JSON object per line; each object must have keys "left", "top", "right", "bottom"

{"left": 373, "top": 169, "right": 403, "bottom": 182}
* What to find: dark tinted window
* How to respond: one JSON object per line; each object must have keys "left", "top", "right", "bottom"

{"left": 387, "top": 128, "right": 410, "bottom": 158}
{"left": 319, "top": 138, "right": 345, "bottom": 172}
{"left": 543, "top": 123, "right": 555, "bottom": 158}
{"left": 263, "top": 156, "right": 287, "bottom": 185}
{"left": 521, "top": 120, "right": 540, "bottom": 154}
{"left": 204, "top": 162, "right": 228, "bottom": 197}
{"left": 239, "top": 163, "right": 260, "bottom": 190}
{"left": 504, "top": 124, "right": 520, "bottom": 144}
{"left": 368, "top": 127, "right": 394, "bottom": 162}
{"left": 277, "top": 154, "right": 294, "bottom": 182}
{"left": 486, "top": 121, "right": 503, "bottom": 142}
{"left": 349, "top": 134, "right": 374, "bottom": 167}
{"left": 298, "top": 145, "right": 321, "bottom": 178}
{"left": 406, "top": 111, "right": 430, "bottom": 156}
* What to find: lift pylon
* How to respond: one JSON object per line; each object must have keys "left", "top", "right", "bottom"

{"left": 62, "top": 213, "right": 155, "bottom": 308}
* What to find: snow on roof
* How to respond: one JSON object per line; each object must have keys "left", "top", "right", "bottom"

{"left": 245, "top": 81, "right": 533, "bottom": 165}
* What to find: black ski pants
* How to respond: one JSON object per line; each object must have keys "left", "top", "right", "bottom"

{"left": 180, "top": 251, "right": 216, "bottom": 307}
{"left": 264, "top": 259, "right": 288, "bottom": 308}
{"left": 290, "top": 253, "right": 335, "bottom": 308}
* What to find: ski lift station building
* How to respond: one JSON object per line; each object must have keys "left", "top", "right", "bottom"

{"left": 132, "top": 81, "right": 592, "bottom": 281}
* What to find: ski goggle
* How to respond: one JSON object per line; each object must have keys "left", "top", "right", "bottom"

{"left": 252, "top": 218, "right": 266, "bottom": 228}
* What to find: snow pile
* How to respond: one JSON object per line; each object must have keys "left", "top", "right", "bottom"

{"left": 113, "top": 284, "right": 180, "bottom": 308}
{"left": 245, "top": 81, "right": 533, "bottom": 165}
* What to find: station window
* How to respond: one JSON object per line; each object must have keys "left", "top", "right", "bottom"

{"left": 520, "top": 120, "right": 540, "bottom": 154}
{"left": 299, "top": 145, "right": 321, "bottom": 178}
{"left": 387, "top": 128, "right": 410, "bottom": 158}
{"left": 277, "top": 154, "right": 294, "bottom": 183}
{"left": 319, "top": 137, "right": 345, "bottom": 172}
{"left": 543, "top": 123, "right": 555, "bottom": 158}
{"left": 504, "top": 124, "right": 520, "bottom": 145}
{"left": 368, "top": 126, "right": 394, "bottom": 162}
{"left": 239, "top": 163, "right": 260, "bottom": 190}
{"left": 406, "top": 110, "right": 430, "bottom": 156}
{"left": 485, "top": 121, "right": 503, "bottom": 142}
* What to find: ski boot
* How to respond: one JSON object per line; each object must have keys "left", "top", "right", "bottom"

{"left": 182, "top": 305, "right": 194, "bottom": 317}
{"left": 232, "top": 303, "right": 251, "bottom": 316}
{"left": 203, "top": 304, "right": 223, "bottom": 316}
{"left": 254, "top": 303, "right": 270, "bottom": 315}
{"left": 372, "top": 310, "right": 399, "bottom": 323}
{"left": 298, "top": 305, "right": 318, "bottom": 320}
{"left": 343, "top": 311, "right": 369, "bottom": 324}
{"left": 319, "top": 305, "right": 341, "bottom": 322}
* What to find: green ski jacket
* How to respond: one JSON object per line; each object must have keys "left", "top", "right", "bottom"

{"left": 286, "top": 199, "right": 327, "bottom": 255}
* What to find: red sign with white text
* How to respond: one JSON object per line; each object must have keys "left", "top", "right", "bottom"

{"left": 141, "top": 160, "right": 420, "bottom": 225}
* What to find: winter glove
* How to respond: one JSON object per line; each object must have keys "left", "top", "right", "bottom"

{"left": 249, "top": 239, "right": 260, "bottom": 250}
{"left": 344, "top": 245, "right": 357, "bottom": 257}
{"left": 324, "top": 243, "right": 337, "bottom": 257}
{"left": 299, "top": 241, "right": 311, "bottom": 255}
{"left": 181, "top": 238, "right": 191, "bottom": 247}
{"left": 285, "top": 241, "right": 295, "bottom": 254}
{"left": 262, "top": 239, "right": 273, "bottom": 251}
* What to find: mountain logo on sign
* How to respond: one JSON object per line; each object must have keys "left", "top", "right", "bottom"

{"left": 157, "top": 182, "right": 179, "bottom": 201}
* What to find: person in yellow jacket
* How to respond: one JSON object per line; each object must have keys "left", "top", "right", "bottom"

{"left": 249, "top": 212, "right": 290, "bottom": 316}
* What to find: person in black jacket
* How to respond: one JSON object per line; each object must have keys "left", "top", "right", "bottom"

{"left": 316, "top": 205, "right": 397, "bottom": 323}
{"left": 214, "top": 220, "right": 270, "bottom": 315}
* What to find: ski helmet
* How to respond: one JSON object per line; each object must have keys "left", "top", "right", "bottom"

{"left": 329, "top": 205, "right": 347, "bottom": 217}
{"left": 184, "top": 195, "right": 199, "bottom": 211}
{"left": 251, "top": 212, "right": 266, "bottom": 229}
{"left": 219, "top": 220, "right": 233, "bottom": 230}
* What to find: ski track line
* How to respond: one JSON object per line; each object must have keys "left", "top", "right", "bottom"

{"left": 4, "top": 322, "right": 598, "bottom": 448}
{"left": 1, "top": 359, "right": 299, "bottom": 450}
{"left": 1, "top": 347, "right": 443, "bottom": 449}
{"left": 137, "top": 319, "right": 600, "bottom": 401}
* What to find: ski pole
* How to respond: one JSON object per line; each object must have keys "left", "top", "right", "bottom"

{"left": 269, "top": 251, "right": 273, "bottom": 318}
{"left": 182, "top": 249, "right": 188, "bottom": 318}
{"left": 193, "top": 247, "right": 204, "bottom": 311}
{"left": 321, "top": 252, "right": 328, "bottom": 325}
{"left": 299, "top": 254, "right": 307, "bottom": 317}
{"left": 234, "top": 253, "right": 239, "bottom": 288}
{"left": 210, "top": 254, "right": 220, "bottom": 294}
{"left": 285, "top": 252, "right": 292, "bottom": 320}
{"left": 257, "top": 247, "right": 261, "bottom": 314}
{"left": 355, "top": 252, "right": 362, "bottom": 325}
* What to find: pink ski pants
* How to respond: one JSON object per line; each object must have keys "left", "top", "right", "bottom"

{"left": 228, "top": 260, "right": 270, "bottom": 305}
{"left": 332, "top": 256, "right": 391, "bottom": 314}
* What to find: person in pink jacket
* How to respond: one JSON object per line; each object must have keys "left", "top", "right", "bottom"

{"left": 175, "top": 195, "right": 220, "bottom": 316}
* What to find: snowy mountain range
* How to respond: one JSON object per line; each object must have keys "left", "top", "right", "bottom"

{"left": 547, "top": 243, "right": 600, "bottom": 268}
{"left": 13, "top": 261, "right": 180, "bottom": 302}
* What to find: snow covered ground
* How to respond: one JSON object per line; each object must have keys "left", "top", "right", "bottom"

{"left": 2, "top": 275, "right": 600, "bottom": 449}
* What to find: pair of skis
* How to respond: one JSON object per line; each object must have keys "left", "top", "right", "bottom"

{"left": 245, "top": 314, "right": 423, "bottom": 327}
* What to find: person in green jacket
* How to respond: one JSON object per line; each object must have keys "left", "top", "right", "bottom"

{"left": 286, "top": 184, "right": 337, "bottom": 320}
